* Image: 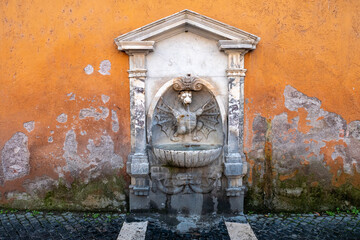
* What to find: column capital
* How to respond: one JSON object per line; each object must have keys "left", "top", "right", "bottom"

{"left": 218, "top": 39, "right": 257, "bottom": 51}
{"left": 128, "top": 69, "right": 147, "bottom": 78}
{"left": 115, "top": 41, "right": 155, "bottom": 55}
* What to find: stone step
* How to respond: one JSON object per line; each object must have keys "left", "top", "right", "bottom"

{"left": 116, "top": 219, "right": 258, "bottom": 240}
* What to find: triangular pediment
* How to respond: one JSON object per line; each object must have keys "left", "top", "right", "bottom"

{"left": 114, "top": 10, "right": 260, "bottom": 51}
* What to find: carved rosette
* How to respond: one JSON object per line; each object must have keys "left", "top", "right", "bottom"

{"left": 173, "top": 76, "right": 203, "bottom": 91}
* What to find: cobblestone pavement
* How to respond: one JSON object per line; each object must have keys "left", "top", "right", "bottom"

{"left": 0, "top": 210, "right": 359, "bottom": 239}
{"left": 0, "top": 211, "right": 125, "bottom": 240}
{"left": 145, "top": 220, "right": 230, "bottom": 240}
{"left": 248, "top": 214, "right": 360, "bottom": 240}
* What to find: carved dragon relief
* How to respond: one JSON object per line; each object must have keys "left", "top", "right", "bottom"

{"left": 155, "top": 76, "right": 221, "bottom": 142}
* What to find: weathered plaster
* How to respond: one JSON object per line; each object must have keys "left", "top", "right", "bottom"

{"left": 84, "top": 64, "right": 94, "bottom": 75}
{"left": 63, "top": 129, "right": 123, "bottom": 180}
{"left": 101, "top": 94, "right": 110, "bottom": 104}
{"left": 67, "top": 92, "right": 76, "bottom": 101}
{"left": 79, "top": 107, "right": 109, "bottom": 121}
{"left": 98, "top": 60, "right": 111, "bottom": 75}
{"left": 63, "top": 130, "right": 84, "bottom": 177}
{"left": 111, "top": 110, "right": 120, "bottom": 133}
{"left": 246, "top": 85, "right": 360, "bottom": 211}
{"left": 87, "top": 135, "right": 124, "bottom": 175}
{"left": 23, "top": 121, "right": 35, "bottom": 133}
{"left": 56, "top": 113, "right": 68, "bottom": 123}
{"left": 23, "top": 176, "right": 58, "bottom": 198}
{"left": 1, "top": 132, "right": 30, "bottom": 182}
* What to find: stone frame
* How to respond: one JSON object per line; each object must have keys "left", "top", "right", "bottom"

{"left": 114, "top": 9, "right": 260, "bottom": 212}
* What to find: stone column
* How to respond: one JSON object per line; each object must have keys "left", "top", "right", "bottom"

{"left": 116, "top": 41, "right": 154, "bottom": 210}
{"left": 222, "top": 48, "right": 249, "bottom": 212}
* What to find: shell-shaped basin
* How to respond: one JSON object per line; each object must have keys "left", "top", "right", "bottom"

{"left": 152, "top": 144, "right": 222, "bottom": 167}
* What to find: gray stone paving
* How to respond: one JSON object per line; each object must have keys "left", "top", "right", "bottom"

{"left": 0, "top": 210, "right": 359, "bottom": 239}
{"left": 0, "top": 211, "right": 125, "bottom": 240}
{"left": 247, "top": 214, "right": 360, "bottom": 240}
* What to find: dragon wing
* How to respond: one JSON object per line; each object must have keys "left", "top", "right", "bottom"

{"left": 197, "top": 97, "right": 220, "bottom": 139}
{"left": 155, "top": 97, "right": 176, "bottom": 137}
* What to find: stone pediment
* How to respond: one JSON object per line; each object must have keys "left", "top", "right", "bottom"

{"left": 114, "top": 9, "right": 260, "bottom": 52}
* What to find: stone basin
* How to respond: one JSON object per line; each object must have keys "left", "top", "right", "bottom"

{"left": 152, "top": 144, "right": 222, "bottom": 168}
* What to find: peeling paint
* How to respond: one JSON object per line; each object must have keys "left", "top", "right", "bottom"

{"left": 67, "top": 92, "right": 76, "bottom": 100}
{"left": 23, "top": 176, "right": 58, "bottom": 197}
{"left": 5, "top": 192, "right": 31, "bottom": 201}
{"left": 84, "top": 64, "right": 94, "bottom": 75}
{"left": 63, "top": 130, "right": 85, "bottom": 177}
{"left": 48, "top": 136, "right": 53, "bottom": 143}
{"left": 79, "top": 107, "right": 109, "bottom": 121}
{"left": 1, "top": 132, "right": 30, "bottom": 182}
{"left": 87, "top": 135, "right": 124, "bottom": 177}
{"left": 98, "top": 60, "right": 111, "bottom": 75}
{"left": 23, "top": 121, "right": 35, "bottom": 133}
{"left": 101, "top": 94, "right": 110, "bottom": 104}
{"left": 246, "top": 85, "right": 360, "bottom": 211}
{"left": 56, "top": 113, "right": 68, "bottom": 123}
{"left": 111, "top": 110, "right": 119, "bottom": 133}
{"left": 63, "top": 130, "right": 123, "bottom": 180}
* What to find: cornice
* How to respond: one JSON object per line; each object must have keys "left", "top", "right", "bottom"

{"left": 114, "top": 9, "right": 260, "bottom": 51}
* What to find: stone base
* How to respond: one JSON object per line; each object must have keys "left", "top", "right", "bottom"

{"left": 145, "top": 176, "right": 244, "bottom": 214}
{"left": 129, "top": 194, "right": 150, "bottom": 211}
{"left": 228, "top": 195, "right": 245, "bottom": 213}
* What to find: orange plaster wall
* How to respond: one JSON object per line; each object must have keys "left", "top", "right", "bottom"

{"left": 1, "top": 0, "right": 360, "bottom": 210}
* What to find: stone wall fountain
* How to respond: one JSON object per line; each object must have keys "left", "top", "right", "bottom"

{"left": 115, "top": 10, "right": 259, "bottom": 213}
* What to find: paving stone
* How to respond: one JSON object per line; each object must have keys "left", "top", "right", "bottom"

{"left": 0, "top": 211, "right": 359, "bottom": 239}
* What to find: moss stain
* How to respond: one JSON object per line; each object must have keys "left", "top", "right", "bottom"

{"left": 264, "top": 118, "right": 273, "bottom": 210}
{"left": 6, "top": 174, "right": 127, "bottom": 212}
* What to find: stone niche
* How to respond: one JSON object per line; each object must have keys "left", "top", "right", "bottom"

{"left": 115, "top": 10, "right": 259, "bottom": 214}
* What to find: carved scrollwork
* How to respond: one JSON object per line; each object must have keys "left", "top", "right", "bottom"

{"left": 173, "top": 76, "right": 203, "bottom": 91}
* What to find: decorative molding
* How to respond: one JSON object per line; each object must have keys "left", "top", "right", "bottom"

{"left": 218, "top": 40, "right": 257, "bottom": 50}
{"left": 172, "top": 76, "right": 203, "bottom": 91}
{"left": 128, "top": 69, "right": 147, "bottom": 78}
{"left": 226, "top": 69, "right": 247, "bottom": 78}
{"left": 226, "top": 186, "right": 245, "bottom": 197}
{"left": 114, "top": 9, "right": 260, "bottom": 47}
{"left": 115, "top": 41, "right": 155, "bottom": 52}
